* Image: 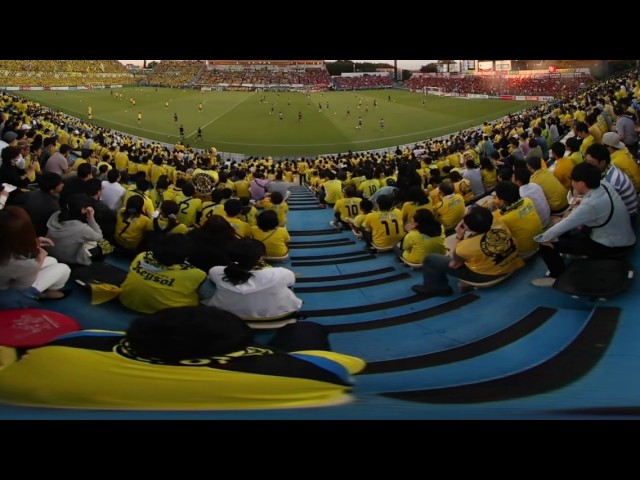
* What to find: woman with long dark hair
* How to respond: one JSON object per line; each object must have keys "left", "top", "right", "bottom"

{"left": 114, "top": 195, "right": 150, "bottom": 251}
{"left": 399, "top": 209, "right": 446, "bottom": 265}
{"left": 203, "top": 238, "right": 302, "bottom": 322}
{"left": 188, "top": 214, "right": 240, "bottom": 272}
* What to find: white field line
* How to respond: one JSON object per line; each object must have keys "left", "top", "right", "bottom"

{"left": 185, "top": 93, "right": 255, "bottom": 138}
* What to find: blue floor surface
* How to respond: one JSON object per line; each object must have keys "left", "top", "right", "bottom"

{"left": 1, "top": 184, "right": 639, "bottom": 419}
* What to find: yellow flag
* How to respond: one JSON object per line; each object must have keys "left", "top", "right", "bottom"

{"left": 89, "top": 283, "right": 122, "bottom": 305}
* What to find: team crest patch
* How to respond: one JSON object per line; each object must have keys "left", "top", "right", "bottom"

{"left": 192, "top": 173, "right": 216, "bottom": 194}
{"left": 480, "top": 228, "right": 517, "bottom": 264}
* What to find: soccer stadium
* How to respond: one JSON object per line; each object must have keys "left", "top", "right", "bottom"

{"left": 1, "top": 59, "right": 640, "bottom": 420}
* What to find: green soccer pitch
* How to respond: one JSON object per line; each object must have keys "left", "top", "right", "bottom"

{"left": 19, "top": 87, "right": 537, "bottom": 157}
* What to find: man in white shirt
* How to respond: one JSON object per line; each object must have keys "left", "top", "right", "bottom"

{"left": 100, "top": 168, "right": 126, "bottom": 212}
{"left": 513, "top": 168, "right": 551, "bottom": 228}
{"left": 531, "top": 163, "right": 636, "bottom": 287}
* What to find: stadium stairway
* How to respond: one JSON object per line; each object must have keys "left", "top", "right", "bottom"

{"left": 0, "top": 183, "right": 637, "bottom": 419}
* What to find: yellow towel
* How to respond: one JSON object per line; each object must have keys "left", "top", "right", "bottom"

{"left": 0, "top": 346, "right": 18, "bottom": 370}
{"left": 89, "top": 283, "right": 123, "bottom": 305}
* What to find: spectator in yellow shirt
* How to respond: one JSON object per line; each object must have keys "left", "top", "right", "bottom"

{"left": 550, "top": 142, "right": 574, "bottom": 190}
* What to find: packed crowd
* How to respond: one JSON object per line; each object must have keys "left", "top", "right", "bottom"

{"left": 0, "top": 61, "right": 132, "bottom": 87}
{"left": 333, "top": 75, "right": 395, "bottom": 90}
{"left": 197, "top": 67, "right": 331, "bottom": 87}
{"left": 406, "top": 74, "right": 592, "bottom": 97}
{"left": 145, "top": 61, "right": 204, "bottom": 87}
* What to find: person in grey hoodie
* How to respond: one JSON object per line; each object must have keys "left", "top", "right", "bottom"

{"left": 45, "top": 194, "right": 104, "bottom": 266}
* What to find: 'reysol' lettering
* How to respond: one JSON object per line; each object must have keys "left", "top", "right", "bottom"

{"left": 133, "top": 262, "right": 176, "bottom": 286}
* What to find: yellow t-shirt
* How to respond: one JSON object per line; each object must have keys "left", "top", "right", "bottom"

{"left": 25, "top": 155, "right": 41, "bottom": 182}
{"left": 553, "top": 157, "right": 575, "bottom": 190}
{"left": 239, "top": 205, "right": 259, "bottom": 227}
{"left": 149, "top": 164, "right": 168, "bottom": 186}
{"left": 146, "top": 217, "right": 189, "bottom": 236}
{"left": 119, "top": 252, "right": 206, "bottom": 313}
{"left": 588, "top": 125, "right": 603, "bottom": 145}
{"left": 530, "top": 169, "right": 568, "bottom": 212}
{"left": 358, "top": 179, "right": 381, "bottom": 199}
{"left": 334, "top": 197, "right": 362, "bottom": 221}
{"left": 568, "top": 151, "right": 584, "bottom": 166}
{"left": 149, "top": 188, "right": 169, "bottom": 209}
{"left": 251, "top": 226, "right": 290, "bottom": 258}
{"left": 174, "top": 195, "right": 203, "bottom": 228}
{"left": 401, "top": 228, "right": 446, "bottom": 264}
{"left": 454, "top": 225, "right": 525, "bottom": 276}
{"left": 296, "top": 162, "right": 308, "bottom": 174}
{"left": 446, "top": 153, "right": 462, "bottom": 169}
{"left": 115, "top": 212, "right": 151, "bottom": 250}
{"left": 579, "top": 135, "right": 595, "bottom": 157}
{"left": 72, "top": 158, "right": 87, "bottom": 172}
{"left": 611, "top": 148, "right": 640, "bottom": 191}
{"left": 234, "top": 180, "right": 251, "bottom": 198}
{"left": 136, "top": 162, "right": 150, "bottom": 180}
{"left": 322, "top": 179, "right": 343, "bottom": 204}
{"left": 352, "top": 213, "right": 367, "bottom": 230}
{"left": 492, "top": 198, "right": 542, "bottom": 255}
{"left": 114, "top": 151, "right": 129, "bottom": 171}
{"left": 198, "top": 201, "right": 220, "bottom": 227}
{"left": 0, "top": 332, "right": 365, "bottom": 410}
{"left": 481, "top": 169, "right": 497, "bottom": 191}
{"left": 364, "top": 208, "right": 403, "bottom": 249}
{"left": 259, "top": 200, "right": 289, "bottom": 227}
{"left": 224, "top": 216, "right": 251, "bottom": 238}
{"left": 453, "top": 179, "right": 474, "bottom": 203}
{"left": 123, "top": 189, "right": 155, "bottom": 217}
{"left": 432, "top": 194, "right": 466, "bottom": 231}
{"left": 401, "top": 201, "right": 433, "bottom": 226}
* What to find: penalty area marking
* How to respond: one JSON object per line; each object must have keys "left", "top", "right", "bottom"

{"left": 186, "top": 93, "right": 255, "bottom": 139}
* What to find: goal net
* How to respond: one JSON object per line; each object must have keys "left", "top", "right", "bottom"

{"left": 423, "top": 86, "right": 443, "bottom": 96}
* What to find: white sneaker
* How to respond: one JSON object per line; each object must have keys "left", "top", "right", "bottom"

{"left": 329, "top": 220, "right": 338, "bottom": 228}
{"left": 531, "top": 277, "right": 556, "bottom": 287}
